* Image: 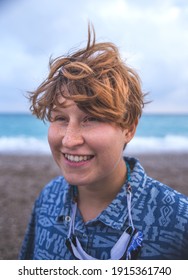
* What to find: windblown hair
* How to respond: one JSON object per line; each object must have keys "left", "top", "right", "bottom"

{"left": 29, "top": 25, "right": 146, "bottom": 128}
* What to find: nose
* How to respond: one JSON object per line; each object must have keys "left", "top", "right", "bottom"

{"left": 62, "top": 123, "right": 84, "bottom": 148}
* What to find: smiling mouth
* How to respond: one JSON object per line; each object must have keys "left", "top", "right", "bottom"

{"left": 64, "top": 154, "right": 94, "bottom": 162}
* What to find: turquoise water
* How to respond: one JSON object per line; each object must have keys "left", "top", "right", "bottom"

{"left": 0, "top": 113, "right": 188, "bottom": 154}
{"left": 0, "top": 113, "right": 48, "bottom": 138}
{"left": 136, "top": 114, "right": 188, "bottom": 137}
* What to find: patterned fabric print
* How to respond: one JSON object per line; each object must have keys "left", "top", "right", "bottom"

{"left": 19, "top": 157, "right": 188, "bottom": 260}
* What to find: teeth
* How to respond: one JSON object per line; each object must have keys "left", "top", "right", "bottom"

{"left": 64, "top": 154, "right": 92, "bottom": 162}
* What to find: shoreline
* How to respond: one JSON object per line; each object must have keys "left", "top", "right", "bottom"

{"left": 0, "top": 152, "right": 188, "bottom": 259}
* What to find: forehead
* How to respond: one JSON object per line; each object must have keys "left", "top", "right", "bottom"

{"left": 52, "top": 95, "right": 76, "bottom": 110}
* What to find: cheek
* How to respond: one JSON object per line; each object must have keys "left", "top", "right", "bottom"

{"left": 88, "top": 128, "right": 125, "bottom": 156}
{"left": 48, "top": 125, "right": 60, "bottom": 150}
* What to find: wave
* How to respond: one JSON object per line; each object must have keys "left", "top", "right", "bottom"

{"left": 0, "top": 135, "right": 188, "bottom": 155}
{"left": 0, "top": 137, "right": 50, "bottom": 154}
{"left": 126, "top": 135, "right": 188, "bottom": 154}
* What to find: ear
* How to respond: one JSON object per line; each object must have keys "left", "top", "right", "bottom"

{"left": 124, "top": 119, "right": 138, "bottom": 144}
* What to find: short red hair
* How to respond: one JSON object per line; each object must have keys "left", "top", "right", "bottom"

{"left": 29, "top": 25, "right": 146, "bottom": 128}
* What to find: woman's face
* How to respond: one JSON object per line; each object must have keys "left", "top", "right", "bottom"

{"left": 48, "top": 97, "right": 136, "bottom": 190}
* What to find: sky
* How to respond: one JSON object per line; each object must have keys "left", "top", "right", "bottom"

{"left": 0, "top": 0, "right": 188, "bottom": 113}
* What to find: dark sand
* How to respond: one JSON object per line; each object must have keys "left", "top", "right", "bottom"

{"left": 0, "top": 153, "right": 188, "bottom": 260}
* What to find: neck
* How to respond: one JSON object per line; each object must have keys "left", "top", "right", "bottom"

{"left": 76, "top": 159, "right": 127, "bottom": 222}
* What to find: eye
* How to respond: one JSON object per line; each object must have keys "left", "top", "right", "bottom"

{"left": 51, "top": 115, "right": 67, "bottom": 123}
{"left": 55, "top": 116, "right": 66, "bottom": 121}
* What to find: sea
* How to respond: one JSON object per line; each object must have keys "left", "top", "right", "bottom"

{"left": 0, "top": 113, "right": 188, "bottom": 155}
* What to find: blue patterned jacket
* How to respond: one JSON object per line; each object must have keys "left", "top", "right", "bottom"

{"left": 19, "top": 157, "right": 188, "bottom": 260}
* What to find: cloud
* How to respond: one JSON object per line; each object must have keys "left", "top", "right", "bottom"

{"left": 0, "top": 0, "right": 188, "bottom": 113}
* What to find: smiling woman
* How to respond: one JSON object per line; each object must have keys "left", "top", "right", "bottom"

{"left": 19, "top": 24, "right": 188, "bottom": 260}
{"left": 48, "top": 96, "right": 134, "bottom": 195}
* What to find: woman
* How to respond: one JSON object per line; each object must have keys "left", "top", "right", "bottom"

{"left": 20, "top": 25, "right": 188, "bottom": 260}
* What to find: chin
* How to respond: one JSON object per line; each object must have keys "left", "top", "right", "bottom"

{"left": 63, "top": 175, "right": 86, "bottom": 187}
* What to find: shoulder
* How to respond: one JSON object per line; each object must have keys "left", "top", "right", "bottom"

{"left": 144, "top": 176, "right": 188, "bottom": 224}
{"left": 126, "top": 155, "right": 188, "bottom": 205}
{"left": 41, "top": 176, "right": 67, "bottom": 194}
{"left": 34, "top": 176, "right": 69, "bottom": 209}
{"left": 127, "top": 156, "right": 188, "bottom": 222}
{"left": 146, "top": 176, "right": 188, "bottom": 204}
{"left": 40, "top": 176, "right": 66, "bottom": 195}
